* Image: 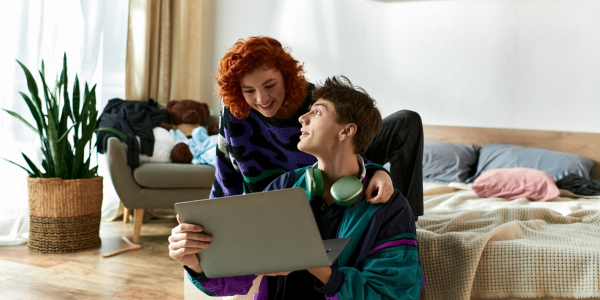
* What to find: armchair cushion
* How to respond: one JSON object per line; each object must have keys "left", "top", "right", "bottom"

{"left": 133, "top": 163, "right": 215, "bottom": 188}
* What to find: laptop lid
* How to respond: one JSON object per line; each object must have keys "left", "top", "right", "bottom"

{"left": 175, "top": 188, "right": 341, "bottom": 278}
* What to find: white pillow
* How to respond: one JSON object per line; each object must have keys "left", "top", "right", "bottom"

{"left": 139, "top": 127, "right": 175, "bottom": 163}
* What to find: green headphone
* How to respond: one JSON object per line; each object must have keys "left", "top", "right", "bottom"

{"left": 305, "top": 156, "right": 366, "bottom": 206}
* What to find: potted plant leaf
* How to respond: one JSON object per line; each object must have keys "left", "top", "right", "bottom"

{"left": 3, "top": 54, "right": 124, "bottom": 253}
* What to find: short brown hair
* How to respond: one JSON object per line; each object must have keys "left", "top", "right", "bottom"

{"left": 312, "top": 76, "right": 382, "bottom": 154}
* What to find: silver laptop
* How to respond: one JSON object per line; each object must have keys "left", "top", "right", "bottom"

{"left": 174, "top": 188, "right": 351, "bottom": 278}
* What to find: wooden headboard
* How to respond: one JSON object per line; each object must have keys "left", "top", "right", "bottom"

{"left": 423, "top": 125, "right": 600, "bottom": 180}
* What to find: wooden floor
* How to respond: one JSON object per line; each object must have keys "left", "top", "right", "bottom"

{"left": 0, "top": 217, "right": 183, "bottom": 300}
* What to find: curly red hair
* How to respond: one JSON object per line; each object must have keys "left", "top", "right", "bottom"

{"left": 216, "top": 36, "right": 308, "bottom": 119}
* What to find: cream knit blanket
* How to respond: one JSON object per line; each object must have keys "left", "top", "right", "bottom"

{"left": 418, "top": 189, "right": 600, "bottom": 300}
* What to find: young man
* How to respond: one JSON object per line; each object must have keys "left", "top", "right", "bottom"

{"left": 170, "top": 76, "right": 423, "bottom": 299}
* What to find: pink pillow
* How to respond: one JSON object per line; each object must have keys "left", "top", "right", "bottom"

{"left": 472, "top": 168, "right": 560, "bottom": 201}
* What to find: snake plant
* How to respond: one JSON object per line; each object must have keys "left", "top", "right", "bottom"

{"left": 2, "top": 53, "right": 125, "bottom": 179}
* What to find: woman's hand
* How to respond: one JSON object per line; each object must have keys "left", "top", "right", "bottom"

{"left": 365, "top": 170, "right": 394, "bottom": 204}
{"left": 168, "top": 214, "right": 212, "bottom": 273}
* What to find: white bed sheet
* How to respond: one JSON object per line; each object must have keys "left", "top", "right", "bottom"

{"left": 418, "top": 182, "right": 600, "bottom": 300}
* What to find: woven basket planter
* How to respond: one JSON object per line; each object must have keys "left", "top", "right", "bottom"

{"left": 27, "top": 177, "right": 103, "bottom": 253}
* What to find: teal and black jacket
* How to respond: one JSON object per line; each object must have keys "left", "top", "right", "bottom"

{"left": 186, "top": 163, "right": 424, "bottom": 299}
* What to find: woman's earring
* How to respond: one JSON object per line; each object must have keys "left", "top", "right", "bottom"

{"left": 284, "top": 101, "right": 289, "bottom": 106}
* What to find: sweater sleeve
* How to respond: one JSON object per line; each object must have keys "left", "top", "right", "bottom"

{"left": 210, "top": 106, "right": 245, "bottom": 198}
{"left": 363, "top": 159, "right": 390, "bottom": 177}
{"left": 185, "top": 266, "right": 257, "bottom": 297}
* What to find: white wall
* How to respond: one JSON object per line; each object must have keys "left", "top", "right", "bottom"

{"left": 207, "top": 0, "right": 600, "bottom": 133}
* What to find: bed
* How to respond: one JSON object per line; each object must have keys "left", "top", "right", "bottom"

{"left": 417, "top": 125, "right": 600, "bottom": 300}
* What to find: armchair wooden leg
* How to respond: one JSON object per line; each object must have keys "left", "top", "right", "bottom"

{"left": 123, "top": 207, "right": 132, "bottom": 224}
{"left": 133, "top": 209, "right": 145, "bottom": 244}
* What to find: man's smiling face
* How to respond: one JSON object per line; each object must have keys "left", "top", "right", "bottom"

{"left": 297, "top": 99, "right": 346, "bottom": 156}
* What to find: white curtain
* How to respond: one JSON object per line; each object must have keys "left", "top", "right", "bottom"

{"left": 0, "top": 0, "right": 129, "bottom": 246}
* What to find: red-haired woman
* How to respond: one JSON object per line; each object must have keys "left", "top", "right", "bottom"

{"left": 169, "top": 36, "right": 424, "bottom": 299}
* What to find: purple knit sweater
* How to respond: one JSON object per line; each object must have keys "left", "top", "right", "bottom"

{"left": 210, "top": 84, "right": 317, "bottom": 198}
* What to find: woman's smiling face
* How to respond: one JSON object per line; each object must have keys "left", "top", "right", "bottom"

{"left": 240, "top": 64, "right": 286, "bottom": 118}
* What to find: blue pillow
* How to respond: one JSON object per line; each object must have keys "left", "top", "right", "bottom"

{"left": 423, "top": 141, "right": 480, "bottom": 184}
{"left": 467, "top": 143, "right": 595, "bottom": 182}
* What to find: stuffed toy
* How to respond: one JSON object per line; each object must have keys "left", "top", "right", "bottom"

{"left": 159, "top": 99, "right": 218, "bottom": 163}
{"left": 172, "top": 126, "right": 218, "bottom": 167}
{"left": 139, "top": 127, "right": 176, "bottom": 163}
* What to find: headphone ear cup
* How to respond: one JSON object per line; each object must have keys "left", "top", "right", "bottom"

{"left": 331, "top": 176, "right": 363, "bottom": 206}
{"left": 305, "top": 168, "right": 324, "bottom": 198}
{"left": 305, "top": 168, "right": 315, "bottom": 198}
{"left": 312, "top": 168, "right": 324, "bottom": 197}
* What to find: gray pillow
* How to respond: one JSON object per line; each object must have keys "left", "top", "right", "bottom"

{"left": 467, "top": 143, "right": 595, "bottom": 182}
{"left": 423, "top": 141, "right": 480, "bottom": 184}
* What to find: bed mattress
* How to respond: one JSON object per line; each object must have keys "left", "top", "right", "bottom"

{"left": 418, "top": 183, "right": 600, "bottom": 300}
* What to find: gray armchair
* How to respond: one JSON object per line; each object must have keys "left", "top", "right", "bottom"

{"left": 106, "top": 137, "right": 215, "bottom": 242}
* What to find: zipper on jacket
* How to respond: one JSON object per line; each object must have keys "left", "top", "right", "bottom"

{"left": 274, "top": 275, "right": 288, "bottom": 300}
{"left": 282, "top": 275, "right": 287, "bottom": 300}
